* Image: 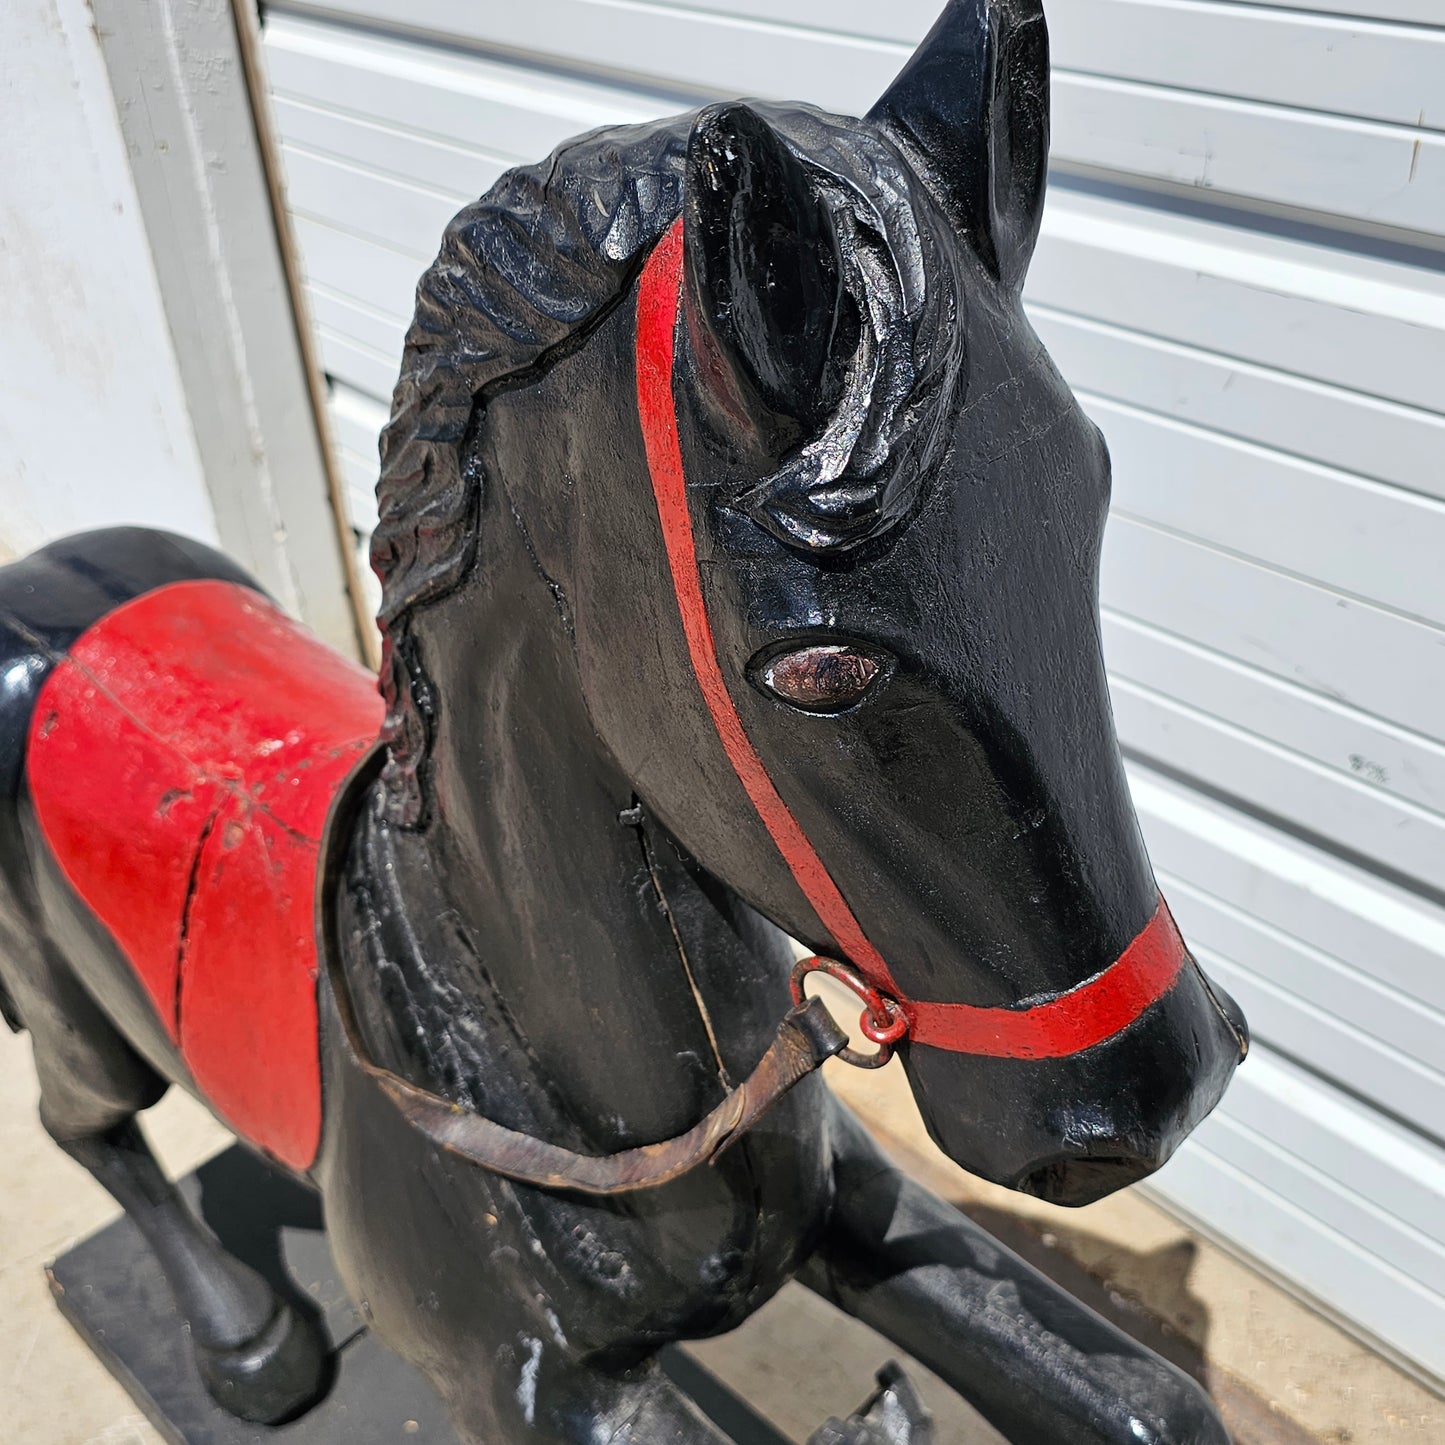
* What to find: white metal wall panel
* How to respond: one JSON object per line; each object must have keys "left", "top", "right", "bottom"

{"left": 259, "top": 0, "right": 1445, "bottom": 1382}
{"left": 272, "top": 0, "right": 1445, "bottom": 241}
{"left": 1246, "top": 1, "right": 1441, "bottom": 21}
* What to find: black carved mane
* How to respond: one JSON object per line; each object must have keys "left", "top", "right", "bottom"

{"left": 373, "top": 106, "right": 962, "bottom": 826}
{"left": 372, "top": 116, "right": 688, "bottom": 825}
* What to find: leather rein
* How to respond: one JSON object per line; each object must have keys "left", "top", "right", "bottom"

{"left": 326, "top": 219, "right": 1189, "bottom": 1197}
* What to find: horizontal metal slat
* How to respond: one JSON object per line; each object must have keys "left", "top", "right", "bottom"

{"left": 1050, "top": 0, "right": 1445, "bottom": 132}
{"left": 327, "top": 380, "right": 388, "bottom": 458}
{"left": 670, "top": 0, "right": 934, "bottom": 38}
{"left": 1032, "top": 305, "right": 1445, "bottom": 504}
{"left": 272, "top": 95, "right": 503, "bottom": 201}
{"left": 1160, "top": 1130, "right": 1445, "bottom": 1372}
{"left": 273, "top": 0, "right": 1445, "bottom": 131}
{"left": 1091, "top": 393, "right": 1445, "bottom": 623}
{"left": 1030, "top": 192, "right": 1445, "bottom": 415}
{"left": 326, "top": 385, "right": 386, "bottom": 534}
{"left": 293, "top": 215, "right": 419, "bottom": 327}
{"left": 1115, "top": 678, "right": 1445, "bottom": 895}
{"left": 315, "top": 323, "right": 402, "bottom": 404}
{"left": 1103, "top": 518, "right": 1445, "bottom": 740}
{"left": 265, "top": 0, "right": 883, "bottom": 111}
{"left": 1224, "top": 0, "right": 1442, "bottom": 24}
{"left": 282, "top": 144, "right": 463, "bottom": 261}
{"left": 335, "top": 444, "right": 379, "bottom": 533}
{"left": 1197, "top": 947, "right": 1445, "bottom": 1149}
{"left": 1166, "top": 874, "right": 1445, "bottom": 1081}
{"left": 264, "top": 14, "right": 669, "bottom": 154}
{"left": 1051, "top": 73, "right": 1445, "bottom": 240}
{"left": 670, "top": 0, "right": 1445, "bottom": 108}
{"left": 307, "top": 288, "right": 407, "bottom": 399}
{"left": 1129, "top": 763, "right": 1445, "bottom": 1015}
{"left": 1103, "top": 611, "right": 1445, "bottom": 818}
{"left": 1149, "top": 1048, "right": 1445, "bottom": 1380}
{"left": 1197, "top": 1098, "right": 1445, "bottom": 1294}
{"left": 1199, "top": 1045, "right": 1445, "bottom": 1246}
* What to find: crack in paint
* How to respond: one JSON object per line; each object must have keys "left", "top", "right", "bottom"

{"left": 173, "top": 800, "right": 224, "bottom": 1039}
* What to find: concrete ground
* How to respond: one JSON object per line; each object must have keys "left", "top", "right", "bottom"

{"left": 2, "top": 1016, "right": 1441, "bottom": 1443}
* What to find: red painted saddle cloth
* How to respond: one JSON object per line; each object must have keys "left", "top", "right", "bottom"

{"left": 28, "top": 580, "right": 383, "bottom": 1169}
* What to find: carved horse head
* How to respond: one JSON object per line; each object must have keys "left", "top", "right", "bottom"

{"left": 373, "top": 0, "right": 1246, "bottom": 1208}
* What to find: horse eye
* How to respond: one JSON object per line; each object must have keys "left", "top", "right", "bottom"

{"left": 755, "top": 644, "right": 885, "bottom": 713}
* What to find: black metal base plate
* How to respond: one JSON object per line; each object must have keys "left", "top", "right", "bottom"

{"left": 48, "top": 1145, "right": 462, "bottom": 1445}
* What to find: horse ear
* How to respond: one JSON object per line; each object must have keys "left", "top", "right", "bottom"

{"left": 683, "top": 103, "right": 851, "bottom": 462}
{"left": 869, "top": 0, "right": 1049, "bottom": 291}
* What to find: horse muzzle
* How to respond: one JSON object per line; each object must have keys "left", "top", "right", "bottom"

{"left": 902, "top": 954, "right": 1248, "bottom": 1208}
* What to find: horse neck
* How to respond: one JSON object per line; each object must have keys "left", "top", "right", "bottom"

{"left": 355, "top": 512, "right": 798, "bottom": 1153}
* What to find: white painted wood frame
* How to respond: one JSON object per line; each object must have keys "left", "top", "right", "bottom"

{"left": 87, "top": 0, "right": 366, "bottom": 656}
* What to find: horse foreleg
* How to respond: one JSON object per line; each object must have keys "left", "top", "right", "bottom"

{"left": 46, "top": 1114, "right": 327, "bottom": 1423}
{"left": 800, "top": 1102, "right": 1229, "bottom": 1445}
{"left": 4, "top": 907, "right": 327, "bottom": 1423}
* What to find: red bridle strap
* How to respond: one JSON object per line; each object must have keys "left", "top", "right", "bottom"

{"left": 636, "top": 219, "right": 904, "bottom": 1000}
{"left": 905, "top": 898, "right": 1185, "bottom": 1058}
{"left": 634, "top": 217, "right": 1186, "bottom": 1061}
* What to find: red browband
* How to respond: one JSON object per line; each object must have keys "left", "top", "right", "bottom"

{"left": 635, "top": 218, "right": 1186, "bottom": 1061}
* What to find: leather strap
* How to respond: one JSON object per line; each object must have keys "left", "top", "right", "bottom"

{"left": 318, "top": 749, "right": 850, "bottom": 1196}
{"left": 354, "top": 994, "right": 846, "bottom": 1195}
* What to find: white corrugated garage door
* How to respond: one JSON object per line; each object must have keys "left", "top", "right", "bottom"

{"left": 256, "top": 0, "right": 1445, "bottom": 1383}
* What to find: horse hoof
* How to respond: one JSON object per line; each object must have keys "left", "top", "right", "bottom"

{"left": 195, "top": 1301, "right": 327, "bottom": 1424}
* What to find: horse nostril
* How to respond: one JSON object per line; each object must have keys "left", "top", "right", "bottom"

{"left": 1016, "top": 1154, "right": 1158, "bottom": 1208}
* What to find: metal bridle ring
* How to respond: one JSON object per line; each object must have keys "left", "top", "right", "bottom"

{"left": 790, "top": 957, "right": 908, "bottom": 1069}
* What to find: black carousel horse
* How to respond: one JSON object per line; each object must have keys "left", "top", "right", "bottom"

{"left": 0, "top": 2, "right": 1247, "bottom": 1440}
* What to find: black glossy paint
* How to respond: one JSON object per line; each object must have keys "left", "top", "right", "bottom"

{"left": 0, "top": 4, "right": 1246, "bottom": 1441}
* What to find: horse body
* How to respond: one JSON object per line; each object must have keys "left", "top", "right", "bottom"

{"left": 0, "top": 4, "right": 1248, "bottom": 1441}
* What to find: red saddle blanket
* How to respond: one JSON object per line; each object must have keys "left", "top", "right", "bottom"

{"left": 28, "top": 580, "right": 383, "bottom": 1169}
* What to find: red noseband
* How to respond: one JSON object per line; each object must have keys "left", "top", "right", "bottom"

{"left": 635, "top": 218, "right": 1186, "bottom": 1061}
